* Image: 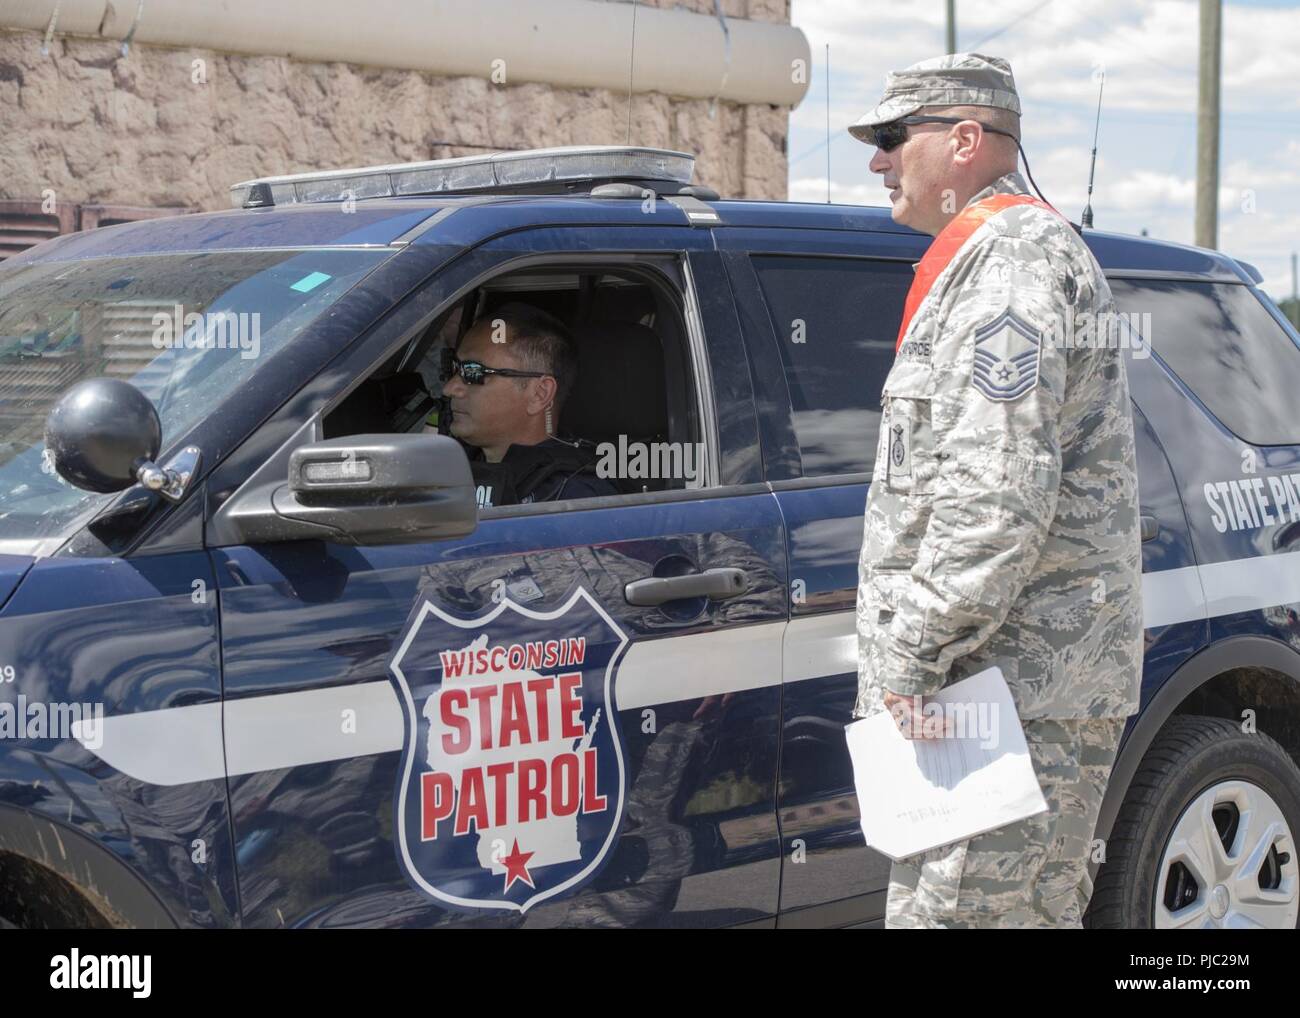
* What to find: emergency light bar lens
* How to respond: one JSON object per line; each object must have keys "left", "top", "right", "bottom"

{"left": 229, "top": 146, "right": 695, "bottom": 208}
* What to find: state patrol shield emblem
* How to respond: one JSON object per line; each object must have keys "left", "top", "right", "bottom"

{"left": 971, "top": 308, "right": 1042, "bottom": 401}
{"left": 389, "top": 586, "right": 629, "bottom": 913}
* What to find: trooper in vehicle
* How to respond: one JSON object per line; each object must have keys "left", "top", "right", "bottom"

{"left": 440, "top": 302, "right": 618, "bottom": 507}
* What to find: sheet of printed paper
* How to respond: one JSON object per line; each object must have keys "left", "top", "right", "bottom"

{"left": 844, "top": 666, "right": 1048, "bottom": 861}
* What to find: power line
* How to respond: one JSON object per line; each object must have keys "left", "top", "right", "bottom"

{"left": 1076, "top": 14, "right": 1188, "bottom": 75}
{"left": 969, "top": 0, "right": 1055, "bottom": 49}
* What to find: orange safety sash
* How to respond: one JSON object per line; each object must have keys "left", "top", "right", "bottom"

{"left": 895, "top": 193, "right": 1060, "bottom": 352}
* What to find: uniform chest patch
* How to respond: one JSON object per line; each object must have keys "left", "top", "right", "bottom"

{"left": 971, "top": 308, "right": 1042, "bottom": 402}
{"left": 887, "top": 406, "right": 911, "bottom": 479}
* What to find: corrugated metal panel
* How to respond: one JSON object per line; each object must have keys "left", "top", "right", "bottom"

{"left": 0, "top": 200, "right": 77, "bottom": 260}
{"left": 0, "top": 200, "right": 193, "bottom": 261}
{"left": 78, "top": 204, "right": 189, "bottom": 230}
{"left": 99, "top": 300, "right": 176, "bottom": 383}
{"left": 0, "top": 300, "right": 177, "bottom": 438}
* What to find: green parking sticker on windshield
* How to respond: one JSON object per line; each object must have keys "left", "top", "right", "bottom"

{"left": 290, "top": 271, "right": 332, "bottom": 293}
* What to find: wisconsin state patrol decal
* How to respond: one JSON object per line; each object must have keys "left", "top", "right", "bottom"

{"left": 389, "top": 586, "right": 629, "bottom": 913}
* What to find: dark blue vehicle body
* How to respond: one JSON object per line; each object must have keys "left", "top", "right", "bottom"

{"left": 1, "top": 188, "right": 1297, "bottom": 928}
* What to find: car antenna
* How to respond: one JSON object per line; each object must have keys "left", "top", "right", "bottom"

{"left": 1081, "top": 69, "right": 1105, "bottom": 229}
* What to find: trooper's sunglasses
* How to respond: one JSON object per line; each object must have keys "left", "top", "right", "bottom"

{"left": 871, "top": 114, "right": 1019, "bottom": 152}
{"left": 439, "top": 350, "right": 549, "bottom": 385}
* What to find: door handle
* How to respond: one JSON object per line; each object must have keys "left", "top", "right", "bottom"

{"left": 624, "top": 568, "right": 748, "bottom": 606}
{"left": 1140, "top": 513, "right": 1159, "bottom": 542}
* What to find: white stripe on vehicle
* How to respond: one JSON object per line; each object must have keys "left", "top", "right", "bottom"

{"left": 1138, "top": 561, "right": 1209, "bottom": 629}
{"left": 71, "top": 701, "right": 226, "bottom": 787}
{"left": 225, "top": 680, "right": 403, "bottom": 776}
{"left": 75, "top": 556, "right": 1293, "bottom": 786}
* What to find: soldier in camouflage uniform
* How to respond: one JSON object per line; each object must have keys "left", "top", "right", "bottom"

{"left": 845, "top": 53, "right": 1144, "bottom": 928}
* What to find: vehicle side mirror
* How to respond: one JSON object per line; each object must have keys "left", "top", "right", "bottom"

{"left": 225, "top": 434, "right": 477, "bottom": 546}
{"left": 44, "top": 378, "right": 202, "bottom": 502}
{"left": 44, "top": 378, "right": 162, "bottom": 493}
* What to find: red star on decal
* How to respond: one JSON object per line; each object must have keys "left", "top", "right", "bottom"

{"left": 501, "top": 839, "right": 535, "bottom": 892}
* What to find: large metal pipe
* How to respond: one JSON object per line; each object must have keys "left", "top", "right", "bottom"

{"left": 0, "top": 0, "right": 810, "bottom": 107}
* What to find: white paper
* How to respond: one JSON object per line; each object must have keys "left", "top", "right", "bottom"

{"left": 844, "top": 665, "right": 1048, "bottom": 861}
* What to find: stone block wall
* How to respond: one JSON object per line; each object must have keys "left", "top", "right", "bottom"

{"left": 0, "top": 0, "right": 792, "bottom": 213}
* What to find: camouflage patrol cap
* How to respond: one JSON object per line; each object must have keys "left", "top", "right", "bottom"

{"left": 848, "top": 52, "right": 1021, "bottom": 141}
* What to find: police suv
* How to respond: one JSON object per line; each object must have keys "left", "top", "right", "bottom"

{"left": 0, "top": 146, "right": 1297, "bottom": 929}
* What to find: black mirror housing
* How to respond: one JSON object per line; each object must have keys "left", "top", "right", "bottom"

{"left": 227, "top": 434, "right": 477, "bottom": 546}
{"left": 44, "top": 378, "right": 162, "bottom": 493}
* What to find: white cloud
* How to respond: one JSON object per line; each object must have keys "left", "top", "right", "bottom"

{"left": 1109, "top": 169, "right": 1197, "bottom": 210}
{"left": 789, "top": 176, "right": 886, "bottom": 204}
{"left": 788, "top": 0, "right": 1300, "bottom": 298}
{"left": 791, "top": 0, "right": 1300, "bottom": 115}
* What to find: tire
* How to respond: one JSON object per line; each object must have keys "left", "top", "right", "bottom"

{"left": 1088, "top": 715, "right": 1300, "bottom": 929}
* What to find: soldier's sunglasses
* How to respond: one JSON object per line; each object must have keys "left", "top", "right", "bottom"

{"left": 439, "top": 350, "right": 549, "bottom": 385}
{"left": 871, "top": 115, "right": 1019, "bottom": 152}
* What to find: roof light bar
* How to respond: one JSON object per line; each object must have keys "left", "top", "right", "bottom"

{"left": 229, "top": 145, "right": 696, "bottom": 208}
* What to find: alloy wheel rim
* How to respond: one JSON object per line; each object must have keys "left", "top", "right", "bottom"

{"left": 1154, "top": 778, "right": 1298, "bottom": 929}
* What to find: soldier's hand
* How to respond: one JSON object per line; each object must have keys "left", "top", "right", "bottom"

{"left": 883, "top": 688, "right": 954, "bottom": 740}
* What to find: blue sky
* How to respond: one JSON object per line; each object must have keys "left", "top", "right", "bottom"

{"left": 787, "top": 0, "right": 1300, "bottom": 300}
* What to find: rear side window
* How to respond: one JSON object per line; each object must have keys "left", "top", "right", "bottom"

{"left": 1110, "top": 279, "right": 1300, "bottom": 445}
{"left": 750, "top": 255, "right": 911, "bottom": 477}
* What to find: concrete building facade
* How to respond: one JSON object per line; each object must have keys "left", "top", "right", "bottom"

{"left": 0, "top": 0, "right": 808, "bottom": 256}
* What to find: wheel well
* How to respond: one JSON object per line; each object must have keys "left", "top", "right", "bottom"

{"left": 1095, "top": 635, "right": 1300, "bottom": 855}
{"left": 0, "top": 805, "right": 178, "bottom": 929}
{"left": 1172, "top": 665, "right": 1300, "bottom": 769}
{"left": 0, "top": 850, "right": 116, "bottom": 929}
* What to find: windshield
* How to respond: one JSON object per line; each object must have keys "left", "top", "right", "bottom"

{"left": 0, "top": 248, "right": 387, "bottom": 548}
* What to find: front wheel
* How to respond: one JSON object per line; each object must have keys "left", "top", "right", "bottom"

{"left": 1088, "top": 715, "right": 1300, "bottom": 929}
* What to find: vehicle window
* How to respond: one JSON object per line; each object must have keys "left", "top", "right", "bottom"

{"left": 323, "top": 266, "right": 703, "bottom": 508}
{"left": 749, "top": 255, "right": 912, "bottom": 478}
{"left": 1110, "top": 279, "right": 1300, "bottom": 445}
{"left": 0, "top": 249, "right": 387, "bottom": 545}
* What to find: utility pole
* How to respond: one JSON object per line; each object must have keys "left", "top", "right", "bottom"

{"left": 946, "top": 0, "right": 957, "bottom": 54}
{"left": 1195, "top": 0, "right": 1221, "bottom": 250}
